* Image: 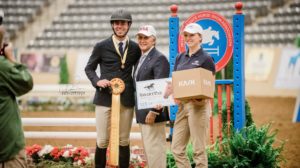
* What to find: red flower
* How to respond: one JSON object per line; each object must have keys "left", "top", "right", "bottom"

{"left": 25, "top": 144, "right": 42, "bottom": 156}
{"left": 50, "top": 147, "right": 61, "bottom": 160}
{"left": 139, "top": 161, "right": 146, "bottom": 167}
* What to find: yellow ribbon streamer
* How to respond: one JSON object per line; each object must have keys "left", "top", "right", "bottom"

{"left": 108, "top": 78, "right": 125, "bottom": 166}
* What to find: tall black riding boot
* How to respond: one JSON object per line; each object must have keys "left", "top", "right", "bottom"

{"left": 94, "top": 145, "right": 107, "bottom": 168}
{"left": 119, "top": 145, "right": 130, "bottom": 168}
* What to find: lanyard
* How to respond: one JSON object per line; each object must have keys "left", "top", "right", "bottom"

{"left": 112, "top": 35, "right": 129, "bottom": 69}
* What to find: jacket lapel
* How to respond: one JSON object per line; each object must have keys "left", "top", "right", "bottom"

{"left": 108, "top": 37, "right": 119, "bottom": 57}
{"left": 136, "top": 48, "right": 156, "bottom": 80}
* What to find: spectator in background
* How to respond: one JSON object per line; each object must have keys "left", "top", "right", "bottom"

{"left": 20, "top": 53, "right": 38, "bottom": 72}
{"left": 85, "top": 9, "right": 141, "bottom": 168}
{"left": 0, "top": 25, "right": 33, "bottom": 168}
{"left": 166, "top": 23, "right": 216, "bottom": 168}
{"left": 134, "top": 25, "right": 170, "bottom": 168}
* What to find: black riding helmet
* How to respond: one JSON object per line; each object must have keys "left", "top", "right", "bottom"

{"left": 110, "top": 9, "right": 132, "bottom": 38}
{"left": 110, "top": 9, "right": 132, "bottom": 23}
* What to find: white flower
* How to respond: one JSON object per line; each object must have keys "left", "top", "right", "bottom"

{"left": 77, "top": 160, "right": 82, "bottom": 166}
{"left": 62, "top": 150, "right": 70, "bottom": 158}
{"left": 137, "top": 155, "right": 143, "bottom": 162}
{"left": 131, "top": 153, "right": 139, "bottom": 160}
{"left": 73, "top": 162, "right": 77, "bottom": 166}
{"left": 84, "top": 156, "right": 92, "bottom": 164}
{"left": 131, "top": 145, "right": 139, "bottom": 151}
{"left": 71, "top": 147, "right": 77, "bottom": 152}
{"left": 38, "top": 145, "right": 53, "bottom": 157}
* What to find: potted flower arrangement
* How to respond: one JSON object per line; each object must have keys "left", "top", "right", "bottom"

{"left": 26, "top": 144, "right": 147, "bottom": 168}
{"left": 129, "top": 145, "right": 146, "bottom": 168}
{"left": 26, "top": 144, "right": 93, "bottom": 167}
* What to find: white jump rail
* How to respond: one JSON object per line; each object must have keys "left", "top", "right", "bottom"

{"left": 22, "top": 118, "right": 137, "bottom": 126}
{"left": 24, "top": 132, "right": 142, "bottom": 140}
{"left": 22, "top": 118, "right": 140, "bottom": 139}
{"left": 23, "top": 118, "right": 95, "bottom": 126}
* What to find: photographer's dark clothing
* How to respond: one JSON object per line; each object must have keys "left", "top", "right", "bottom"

{"left": 85, "top": 36, "right": 141, "bottom": 107}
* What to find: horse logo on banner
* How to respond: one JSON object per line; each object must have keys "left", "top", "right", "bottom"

{"left": 178, "top": 11, "right": 233, "bottom": 72}
{"left": 202, "top": 26, "right": 219, "bottom": 46}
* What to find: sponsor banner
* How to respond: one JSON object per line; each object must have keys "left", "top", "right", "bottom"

{"left": 245, "top": 47, "right": 274, "bottom": 81}
{"left": 274, "top": 47, "right": 300, "bottom": 89}
{"left": 293, "top": 92, "right": 300, "bottom": 122}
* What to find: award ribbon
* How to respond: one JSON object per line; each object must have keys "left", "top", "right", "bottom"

{"left": 108, "top": 78, "right": 125, "bottom": 166}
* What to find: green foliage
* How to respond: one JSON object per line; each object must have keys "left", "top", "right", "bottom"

{"left": 208, "top": 124, "right": 285, "bottom": 168}
{"left": 207, "top": 140, "right": 233, "bottom": 168}
{"left": 34, "top": 160, "right": 93, "bottom": 168}
{"left": 166, "top": 150, "right": 176, "bottom": 168}
{"left": 167, "top": 124, "right": 285, "bottom": 168}
{"left": 186, "top": 143, "right": 195, "bottom": 167}
{"left": 224, "top": 58, "right": 233, "bottom": 79}
{"left": 295, "top": 35, "right": 300, "bottom": 48}
{"left": 59, "top": 55, "right": 69, "bottom": 84}
{"left": 215, "top": 71, "right": 222, "bottom": 80}
{"left": 214, "top": 57, "right": 233, "bottom": 81}
{"left": 35, "top": 160, "right": 72, "bottom": 168}
{"left": 166, "top": 143, "right": 194, "bottom": 168}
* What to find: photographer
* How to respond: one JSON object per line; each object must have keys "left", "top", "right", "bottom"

{"left": 0, "top": 25, "right": 33, "bottom": 168}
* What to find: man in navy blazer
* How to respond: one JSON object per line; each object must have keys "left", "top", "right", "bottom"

{"left": 85, "top": 9, "right": 141, "bottom": 168}
{"left": 134, "top": 25, "right": 170, "bottom": 168}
